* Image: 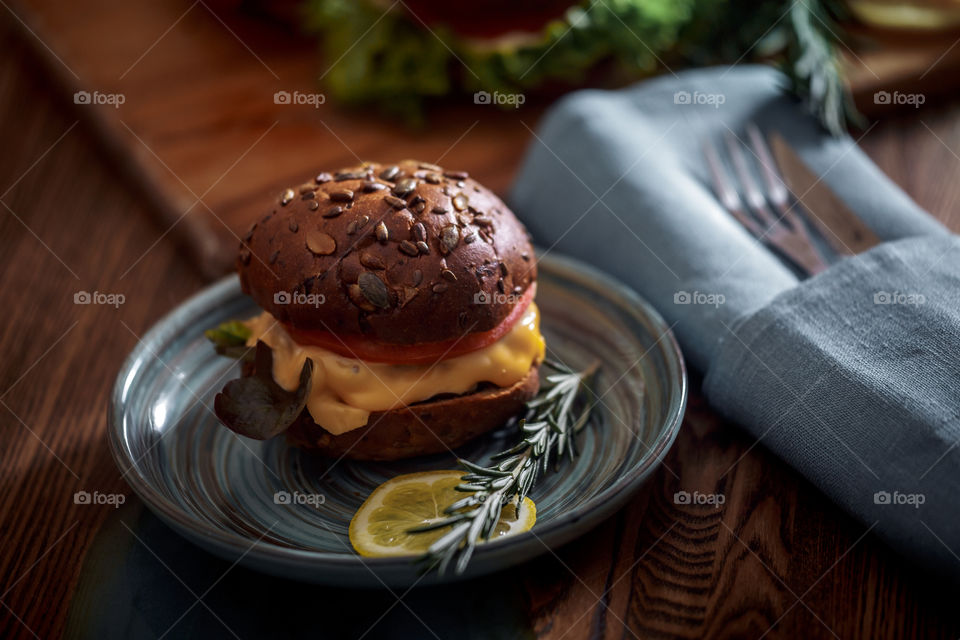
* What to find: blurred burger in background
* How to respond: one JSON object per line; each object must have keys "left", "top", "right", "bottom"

{"left": 210, "top": 0, "right": 863, "bottom": 134}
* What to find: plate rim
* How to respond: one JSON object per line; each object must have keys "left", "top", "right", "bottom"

{"left": 108, "top": 252, "right": 687, "bottom": 572}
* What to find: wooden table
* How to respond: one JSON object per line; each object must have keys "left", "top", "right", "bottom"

{"left": 2, "top": 6, "right": 960, "bottom": 640}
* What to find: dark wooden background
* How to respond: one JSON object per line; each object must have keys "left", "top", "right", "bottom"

{"left": 2, "top": 3, "right": 960, "bottom": 639}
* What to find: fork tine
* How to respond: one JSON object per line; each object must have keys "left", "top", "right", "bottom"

{"left": 728, "top": 129, "right": 829, "bottom": 276}
{"left": 746, "top": 124, "right": 789, "bottom": 208}
{"left": 746, "top": 124, "right": 817, "bottom": 238}
{"left": 702, "top": 139, "right": 762, "bottom": 236}
{"left": 723, "top": 131, "right": 777, "bottom": 228}
{"left": 749, "top": 125, "right": 857, "bottom": 258}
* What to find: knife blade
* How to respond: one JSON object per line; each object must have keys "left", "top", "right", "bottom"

{"left": 770, "top": 133, "right": 881, "bottom": 255}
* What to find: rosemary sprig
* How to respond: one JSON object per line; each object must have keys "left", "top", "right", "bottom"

{"left": 409, "top": 359, "right": 600, "bottom": 575}
{"left": 783, "top": 0, "right": 863, "bottom": 136}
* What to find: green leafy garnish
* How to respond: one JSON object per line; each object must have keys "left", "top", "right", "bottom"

{"left": 204, "top": 320, "right": 254, "bottom": 362}
{"left": 213, "top": 341, "right": 313, "bottom": 440}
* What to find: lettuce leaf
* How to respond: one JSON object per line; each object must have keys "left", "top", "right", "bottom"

{"left": 205, "top": 320, "right": 254, "bottom": 362}
{"left": 214, "top": 340, "right": 313, "bottom": 440}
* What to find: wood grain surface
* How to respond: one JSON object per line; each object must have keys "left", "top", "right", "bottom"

{"left": 3, "top": 3, "right": 960, "bottom": 640}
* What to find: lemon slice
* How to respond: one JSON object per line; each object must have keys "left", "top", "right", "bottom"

{"left": 349, "top": 470, "right": 536, "bottom": 558}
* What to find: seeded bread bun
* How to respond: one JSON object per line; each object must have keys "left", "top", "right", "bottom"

{"left": 285, "top": 365, "right": 540, "bottom": 460}
{"left": 238, "top": 160, "right": 536, "bottom": 344}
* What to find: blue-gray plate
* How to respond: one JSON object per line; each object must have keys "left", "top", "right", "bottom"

{"left": 108, "top": 253, "right": 686, "bottom": 587}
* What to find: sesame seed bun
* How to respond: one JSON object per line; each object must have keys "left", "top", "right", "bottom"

{"left": 238, "top": 160, "right": 536, "bottom": 344}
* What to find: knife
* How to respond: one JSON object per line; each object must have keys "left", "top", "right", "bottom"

{"left": 769, "top": 133, "right": 881, "bottom": 256}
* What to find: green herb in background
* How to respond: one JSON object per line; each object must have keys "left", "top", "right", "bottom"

{"left": 303, "top": 0, "right": 856, "bottom": 134}
{"left": 783, "top": 0, "right": 862, "bottom": 135}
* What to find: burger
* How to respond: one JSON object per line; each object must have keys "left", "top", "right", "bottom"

{"left": 207, "top": 160, "right": 545, "bottom": 461}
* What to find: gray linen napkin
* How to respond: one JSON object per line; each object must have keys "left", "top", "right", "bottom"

{"left": 511, "top": 65, "right": 959, "bottom": 577}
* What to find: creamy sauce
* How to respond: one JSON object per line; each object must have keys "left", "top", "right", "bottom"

{"left": 245, "top": 304, "right": 546, "bottom": 435}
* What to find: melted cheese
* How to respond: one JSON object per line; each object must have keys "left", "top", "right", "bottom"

{"left": 244, "top": 304, "right": 545, "bottom": 435}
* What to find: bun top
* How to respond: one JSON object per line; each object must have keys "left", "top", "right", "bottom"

{"left": 238, "top": 160, "right": 536, "bottom": 345}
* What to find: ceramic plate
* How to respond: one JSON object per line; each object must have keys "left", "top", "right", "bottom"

{"left": 108, "top": 253, "right": 686, "bottom": 587}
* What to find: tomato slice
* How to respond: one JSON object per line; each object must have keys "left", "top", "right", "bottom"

{"left": 284, "top": 285, "right": 535, "bottom": 365}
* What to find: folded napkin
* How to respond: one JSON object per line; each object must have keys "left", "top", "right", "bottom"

{"left": 511, "top": 65, "right": 959, "bottom": 577}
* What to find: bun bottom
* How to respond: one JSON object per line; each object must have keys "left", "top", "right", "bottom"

{"left": 286, "top": 365, "right": 540, "bottom": 461}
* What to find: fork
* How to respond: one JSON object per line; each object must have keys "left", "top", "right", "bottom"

{"left": 704, "top": 124, "right": 828, "bottom": 276}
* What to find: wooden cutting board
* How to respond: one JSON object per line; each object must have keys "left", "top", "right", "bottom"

{"left": 13, "top": 0, "right": 546, "bottom": 277}
{"left": 843, "top": 23, "right": 960, "bottom": 115}
{"left": 13, "top": 0, "right": 960, "bottom": 278}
